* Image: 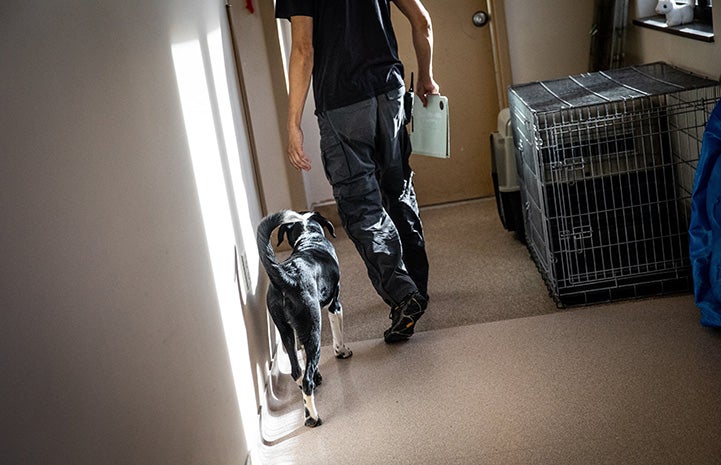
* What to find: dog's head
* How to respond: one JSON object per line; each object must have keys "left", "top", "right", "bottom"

{"left": 277, "top": 211, "right": 336, "bottom": 247}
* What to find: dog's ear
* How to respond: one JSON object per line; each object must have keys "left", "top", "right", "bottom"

{"left": 311, "top": 212, "right": 336, "bottom": 238}
{"left": 277, "top": 223, "right": 293, "bottom": 246}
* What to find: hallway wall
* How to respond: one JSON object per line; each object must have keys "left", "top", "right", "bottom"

{"left": 504, "top": 0, "right": 595, "bottom": 84}
{"left": 625, "top": 0, "right": 721, "bottom": 80}
{"left": 1, "top": 1, "right": 269, "bottom": 464}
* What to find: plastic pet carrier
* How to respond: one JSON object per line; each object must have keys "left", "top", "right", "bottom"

{"left": 491, "top": 108, "right": 524, "bottom": 241}
{"left": 508, "top": 62, "right": 721, "bottom": 307}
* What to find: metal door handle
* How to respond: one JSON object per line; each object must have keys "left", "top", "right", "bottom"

{"left": 472, "top": 11, "right": 490, "bottom": 27}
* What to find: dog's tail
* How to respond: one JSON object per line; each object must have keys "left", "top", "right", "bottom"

{"left": 256, "top": 210, "right": 303, "bottom": 289}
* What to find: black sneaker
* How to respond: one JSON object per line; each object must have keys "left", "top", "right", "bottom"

{"left": 383, "top": 292, "right": 427, "bottom": 343}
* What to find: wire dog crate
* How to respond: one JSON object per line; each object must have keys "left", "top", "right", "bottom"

{"left": 509, "top": 62, "right": 721, "bottom": 307}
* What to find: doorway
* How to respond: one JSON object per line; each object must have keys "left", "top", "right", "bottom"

{"left": 392, "top": 0, "right": 508, "bottom": 206}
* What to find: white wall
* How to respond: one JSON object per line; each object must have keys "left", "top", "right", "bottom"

{"left": 232, "top": 2, "right": 310, "bottom": 213}
{"left": 504, "top": 0, "right": 596, "bottom": 84}
{"left": 275, "top": 17, "right": 335, "bottom": 209}
{"left": 0, "top": 1, "right": 268, "bottom": 464}
{"left": 502, "top": 0, "right": 721, "bottom": 86}
{"left": 625, "top": 0, "right": 721, "bottom": 80}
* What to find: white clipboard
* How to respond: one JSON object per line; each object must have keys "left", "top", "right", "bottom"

{"left": 409, "top": 94, "right": 450, "bottom": 159}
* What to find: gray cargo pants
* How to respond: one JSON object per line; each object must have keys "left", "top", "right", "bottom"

{"left": 316, "top": 86, "right": 429, "bottom": 306}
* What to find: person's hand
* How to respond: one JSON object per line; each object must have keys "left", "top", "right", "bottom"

{"left": 287, "top": 125, "right": 312, "bottom": 171}
{"left": 416, "top": 76, "right": 440, "bottom": 107}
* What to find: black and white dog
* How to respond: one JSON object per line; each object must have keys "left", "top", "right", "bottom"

{"left": 256, "top": 210, "right": 352, "bottom": 427}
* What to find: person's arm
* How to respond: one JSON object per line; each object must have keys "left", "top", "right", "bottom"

{"left": 392, "top": 0, "right": 439, "bottom": 106}
{"left": 286, "top": 16, "right": 314, "bottom": 171}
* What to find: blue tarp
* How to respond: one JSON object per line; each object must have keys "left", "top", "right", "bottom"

{"left": 689, "top": 98, "right": 721, "bottom": 327}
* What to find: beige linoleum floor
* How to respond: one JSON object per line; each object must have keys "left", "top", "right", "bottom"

{"left": 257, "top": 200, "right": 721, "bottom": 465}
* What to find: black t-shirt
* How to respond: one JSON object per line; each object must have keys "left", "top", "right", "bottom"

{"left": 276, "top": 0, "right": 405, "bottom": 112}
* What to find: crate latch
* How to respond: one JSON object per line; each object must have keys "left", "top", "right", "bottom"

{"left": 559, "top": 224, "right": 594, "bottom": 253}
{"left": 550, "top": 156, "right": 585, "bottom": 172}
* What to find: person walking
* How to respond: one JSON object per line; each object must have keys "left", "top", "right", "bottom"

{"left": 275, "top": 0, "right": 439, "bottom": 343}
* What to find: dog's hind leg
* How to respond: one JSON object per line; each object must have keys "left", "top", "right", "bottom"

{"left": 293, "top": 335, "right": 319, "bottom": 387}
{"left": 274, "top": 318, "right": 303, "bottom": 384}
{"left": 328, "top": 293, "right": 353, "bottom": 359}
{"left": 298, "top": 329, "right": 322, "bottom": 427}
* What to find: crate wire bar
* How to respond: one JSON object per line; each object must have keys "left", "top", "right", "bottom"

{"left": 509, "top": 62, "right": 721, "bottom": 307}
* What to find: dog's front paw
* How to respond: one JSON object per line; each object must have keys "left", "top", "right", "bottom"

{"left": 334, "top": 345, "right": 353, "bottom": 359}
